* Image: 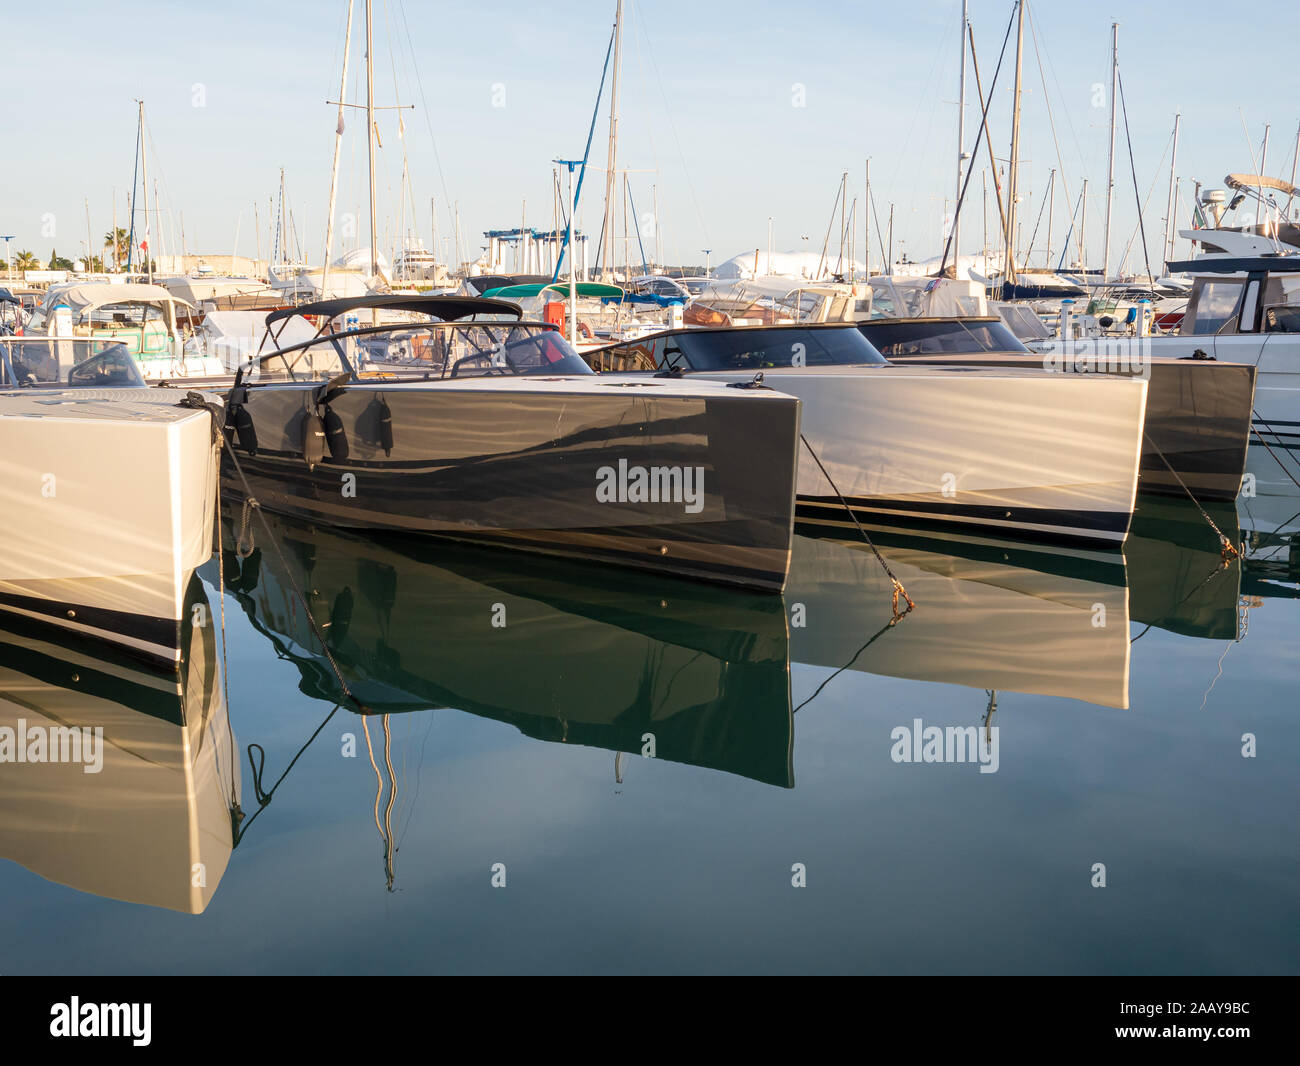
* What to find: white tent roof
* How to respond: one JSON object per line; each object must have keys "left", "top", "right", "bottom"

{"left": 714, "top": 249, "right": 866, "bottom": 281}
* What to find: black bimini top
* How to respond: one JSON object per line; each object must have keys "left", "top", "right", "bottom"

{"left": 265, "top": 294, "right": 522, "bottom": 326}
{"left": 1167, "top": 256, "right": 1300, "bottom": 275}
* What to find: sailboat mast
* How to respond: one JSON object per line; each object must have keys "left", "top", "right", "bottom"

{"left": 1162, "top": 113, "right": 1180, "bottom": 269}
{"left": 600, "top": 0, "right": 623, "bottom": 280}
{"left": 953, "top": 0, "right": 968, "bottom": 276}
{"left": 864, "top": 158, "right": 871, "bottom": 279}
{"left": 1079, "top": 177, "right": 1088, "bottom": 271}
{"left": 1101, "top": 21, "right": 1118, "bottom": 283}
{"left": 365, "top": 0, "right": 379, "bottom": 281}
{"left": 323, "top": 0, "right": 355, "bottom": 293}
{"left": 140, "top": 101, "right": 152, "bottom": 283}
{"left": 1003, "top": 0, "right": 1024, "bottom": 291}
{"left": 1045, "top": 168, "right": 1055, "bottom": 269}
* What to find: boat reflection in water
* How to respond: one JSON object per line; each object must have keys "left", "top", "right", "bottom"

{"left": 787, "top": 493, "right": 1249, "bottom": 711}
{"left": 0, "top": 584, "right": 240, "bottom": 914}
{"left": 221, "top": 512, "right": 797, "bottom": 789}
{"left": 225, "top": 493, "right": 1249, "bottom": 800}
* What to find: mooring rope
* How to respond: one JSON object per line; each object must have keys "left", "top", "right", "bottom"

{"left": 1249, "top": 409, "right": 1300, "bottom": 492}
{"left": 1143, "top": 432, "right": 1241, "bottom": 561}
{"left": 799, "top": 433, "right": 914, "bottom": 620}
{"left": 180, "top": 391, "right": 369, "bottom": 716}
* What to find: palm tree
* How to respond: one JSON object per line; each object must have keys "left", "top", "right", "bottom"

{"left": 103, "top": 227, "right": 129, "bottom": 271}
{"left": 13, "top": 250, "right": 39, "bottom": 272}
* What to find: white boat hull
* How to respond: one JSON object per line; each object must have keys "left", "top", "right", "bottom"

{"left": 0, "top": 389, "right": 219, "bottom": 666}
{"left": 686, "top": 366, "right": 1148, "bottom": 545}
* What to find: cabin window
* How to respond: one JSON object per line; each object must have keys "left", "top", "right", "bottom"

{"left": 1185, "top": 280, "right": 1244, "bottom": 335}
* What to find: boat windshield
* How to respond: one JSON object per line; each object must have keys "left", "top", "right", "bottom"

{"left": 247, "top": 322, "right": 593, "bottom": 384}
{"left": 664, "top": 326, "right": 887, "bottom": 371}
{"left": 859, "top": 319, "right": 1030, "bottom": 356}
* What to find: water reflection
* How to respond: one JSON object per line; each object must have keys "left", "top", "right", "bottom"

{"left": 221, "top": 513, "right": 796, "bottom": 789}
{"left": 0, "top": 491, "right": 1274, "bottom": 915}
{"left": 0, "top": 587, "right": 240, "bottom": 914}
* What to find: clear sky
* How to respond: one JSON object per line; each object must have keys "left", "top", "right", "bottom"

{"left": 3, "top": 0, "right": 1296, "bottom": 274}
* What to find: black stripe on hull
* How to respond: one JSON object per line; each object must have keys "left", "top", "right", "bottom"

{"left": 795, "top": 495, "right": 1130, "bottom": 548}
{"left": 0, "top": 586, "right": 189, "bottom": 672}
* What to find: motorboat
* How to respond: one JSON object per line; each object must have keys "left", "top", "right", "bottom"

{"left": 859, "top": 315, "right": 1256, "bottom": 502}
{"left": 221, "top": 294, "right": 802, "bottom": 591}
{"left": 585, "top": 323, "right": 1148, "bottom": 546}
{"left": 12, "top": 283, "right": 220, "bottom": 380}
{"left": 0, "top": 379, "right": 219, "bottom": 666}
{"left": 1081, "top": 255, "right": 1300, "bottom": 502}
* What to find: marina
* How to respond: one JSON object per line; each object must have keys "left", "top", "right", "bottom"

{"left": 0, "top": 0, "right": 1296, "bottom": 994}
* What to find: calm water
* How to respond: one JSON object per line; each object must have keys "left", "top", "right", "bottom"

{"left": 1, "top": 493, "right": 1297, "bottom": 975}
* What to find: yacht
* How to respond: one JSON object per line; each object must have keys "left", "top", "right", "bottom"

{"left": 585, "top": 323, "right": 1149, "bottom": 546}
{"left": 222, "top": 294, "right": 803, "bottom": 591}
{"left": 859, "top": 315, "right": 1256, "bottom": 502}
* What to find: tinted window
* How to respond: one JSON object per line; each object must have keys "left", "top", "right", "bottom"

{"left": 669, "top": 327, "right": 886, "bottom": 370}
{"left": 1186, "top": 281, "right": 1244, "bottom": 335}
{"left": 859, "top": 319, "right": 1030, "bottom": 356}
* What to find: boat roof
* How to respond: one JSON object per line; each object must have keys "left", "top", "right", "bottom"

{"left": 45, "top": 283, "right": 193, "bottom": 311}
{"left": 1167, "top": 256, "right": 1300, "bottom": 275}
{"left": 481, "top": 282, "right": 624, "bottom": 300}
{"left": 264, "top": 294, "right": 522, "bottom": 325}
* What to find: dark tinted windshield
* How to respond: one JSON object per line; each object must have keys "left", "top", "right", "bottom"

{"left": 859, "top": 319, "right": 1029, "bottom": 356}
{"left": 670, "top": 327, "right": 886, "bottom": 370}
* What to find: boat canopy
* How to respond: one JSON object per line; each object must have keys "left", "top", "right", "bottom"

{"left": 1167, "top": 256, "right": 1300, "bottom": 275}
{"left": 44, "top": 283, "right": 194, "bottom": 314}
{"left": 481, "top": 282, "right": 624, "bottom": 301}
{"left": 264, "top": 294, "right": 522, "bottom": 326}
{"left": 1224, "top": 174, "right": 1300, "bottom": 198}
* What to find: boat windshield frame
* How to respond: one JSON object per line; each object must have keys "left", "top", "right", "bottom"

{"left": 234, "top": 319, "right": 593, "bottom": 386}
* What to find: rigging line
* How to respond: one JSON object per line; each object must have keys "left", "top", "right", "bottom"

{"left": 126, "top": 109, "right": 141, "bottom": 271}
{"left": 631, "top": 0, "right": 709, "bottom": 246}
{"left": 554, "top": 18, "right": 617, "bottom": 282}
{"left": 1198, "top": 639, "right": 1237, "bottom": 713}
{"left": 1026, "top": 5, "right": 1085, "bottom": 209}
{"left": 869, "top": 189, "right": 889, "bottom": 266}
{"left": 233, "top": 703, "right": 343, "bottom": 845}
{"left": 814, "top": 181, "right": 843, "bottom": 280}
{"left": 939, "top": 6, "right": 1018, "bottom": 277}
{"left": 1250, "top": 411, "right": 1300, "bottom": 491}
{"left": 1130, "top": 554, "right": 1243, "bottom": 646}
{"left": 396, "top": 0, "right": 458, "bottom": 266}
{"left": 1022, "top": 173, "right": 1053, "bottom": 265}
{"left": 1116, "top": 66, "right": 1156, "bottom": 283}
{"left": 1112, "top": 128, "right": 1172, "bottom": 280}
{"left": 1026, "top": 10, "right": 1076, "bottom": 254}
{"left": 1144, "top": 430, "right": 1241, "bottom": 560}
{"left": 793, "top": 614, "right": 904, "bottom": 714}
{"left": 799, "top": 432, "right": 914, "bottom": 619}
{"left": 395, "top": 705, "right": 437, "bottom": 849}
